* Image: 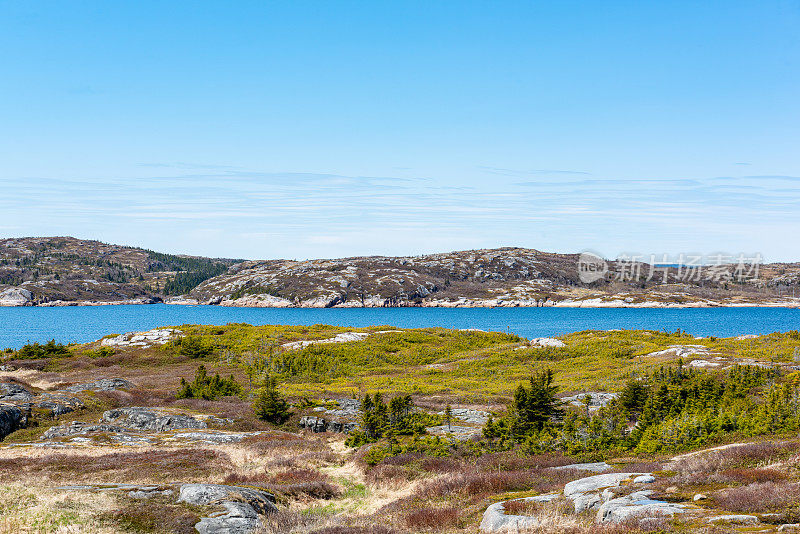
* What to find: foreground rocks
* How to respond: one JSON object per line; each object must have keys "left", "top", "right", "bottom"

{"left": 597, "top": 490, "right": 685, "bottom": 524}
{"left": 179, "top": 483, "right": 277, "bottom": 534}
{"left": 481, "top": 471, "right": 688, "bottom": 532}
{"left": 55, "top": 482, "right": 277, "bottom": 534}
{"left": 479, "top": 493, "right": 559, "bottom": 532}
{"left": 0, "top": 404, "right": 26, "bottom": 440}
{"left": 1, "top": 380, "right": 84, "bottom": 418}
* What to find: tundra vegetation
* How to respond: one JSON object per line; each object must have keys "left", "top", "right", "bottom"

{"left": 3, "top": 324, "right": 800, "bottom": 532}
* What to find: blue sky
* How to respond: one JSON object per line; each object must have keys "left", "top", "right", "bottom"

{"left": 1, "top": 1, "right": 799, "bottom": 261}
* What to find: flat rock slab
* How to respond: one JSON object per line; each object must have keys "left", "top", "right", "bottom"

{"left": 101, "top": 328, "right": 182, "bottom": 348}
{"left": 178, "top": 484, "right": 277, "bottom": 515}
{"left": 564, "top": 472, "right": 646, "bottom": 498}
{"left": 564, "top": 472, "right": 648, "bottom": 513}
{"left": 552, "top": 462, "right": 611, "bottom": 473}
{"left": 597, "top": 490, "right": 686, "bottom": 524}
{"left": 65, "top": 378, "right": 133, "bottom": 393}
{"left": 195, "top": 501, "right": 262, "bottom": 534}
{"left": 172, "top": 431, "right": 263, "bottom": 444}
{"left": 0, "top": 382, "right": 34, "bottom": 402}
{"left": 102, "top": 407, "right": 207, "bottom": 432}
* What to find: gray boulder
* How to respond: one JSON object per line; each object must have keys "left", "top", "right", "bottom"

{"left": 0, "top": 404, "right": 26, "bottom": 440}
{"left": 178, "top": 484, "right": 277, "bottom": 514}
{"left": 299, "top": 415, "right": 327, "bottom": 432}
{"left": 36, "top": 394, "right": 84, "bottom": 416}
{"left": 0, "top": 287, "right": 33, "bottom": 306}
{"left": 41, "top": 421, "right": 129, "bottom": 440}
{"left": 597, "top": 490, "right": 685, "bottom": 524}
{"left": 563, "top": 472, "right": 648, "bottom": 513}
{"left": 194, "top": 501, "right": 262, "bottom": 534}
{"left": 0, "top": 382, "right": 34, "bottom": 402}
{"left": 480, "top": 494, "right": 559, "bottom": 532}
{"left": 179, "top": 483, "right": 277, "bottom": 533}
{"left": 102, "top": 407, "right": 207, "bottom": 431}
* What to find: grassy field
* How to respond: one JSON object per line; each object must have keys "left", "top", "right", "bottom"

{"left": 3, "top": 324, "right": 800, "bottom": 533}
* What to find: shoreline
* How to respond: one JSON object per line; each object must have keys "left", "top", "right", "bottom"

{"left": 3, "top": 298, "right": 799, "bottom": 309}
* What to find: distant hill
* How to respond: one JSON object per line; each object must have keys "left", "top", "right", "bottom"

{"left": 0, "top": 237, "right": 239, "bottom": 305}
{"left": 1, "top": 237, "right": 798, "bottom": 307}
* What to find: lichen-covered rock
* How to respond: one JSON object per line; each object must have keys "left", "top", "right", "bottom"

{"left": 596, "top": 490, "right": 685, "bottom": 524}
{"left": 179, "top": 483, "right": 277, "bottom": 533}
{"left": 35, "top": 394, "right": 84, "bottom": 416}
{"left": 194, "top": 501, "right": 262, "bottom": 534}
{"left": 41, "top": 421, "right": 130, "bottom": 439}
{"left": 563, "top": 472, "right": 648, "bottom": 513}
{"left": 178, "top": 484, "right": 276, "bottom": 513}
{"left": 0, "top": 382, "right": 34, "bottom": 402}
{"left": 65, "top": 378, "right": 133, "bottom": 393}
{"left": 102, "top": 407, "right": 207, "bottom": 431}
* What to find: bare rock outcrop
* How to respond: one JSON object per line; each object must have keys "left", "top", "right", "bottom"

{"left": 0, "top": 404, "right": 26, "bottom": 440}
{"left": 178, "top": 483, "right": 277, "bottom": 534}
{"left": 101, "top": 407, "right": 207, "bottom": 431}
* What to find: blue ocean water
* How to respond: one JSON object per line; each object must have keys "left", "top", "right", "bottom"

{"left": 1, "top": 304, "right": 799, "bottom": 349}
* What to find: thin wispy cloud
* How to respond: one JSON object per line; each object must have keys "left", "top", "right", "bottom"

{"left": 2, "top": 168, "right": 800, "bottom": 260}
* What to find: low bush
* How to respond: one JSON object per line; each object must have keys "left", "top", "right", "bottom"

{"left": 713, "top": 481, "right": 800, "bottom": 512}
{"left": 404, "top": 506, "right": 460, "bottom": 530}
{"left": 15, "top": 340, "right": 70, "bottom": 359}
{"left": 176, "top": 365, "right": 241, "bottom": 400}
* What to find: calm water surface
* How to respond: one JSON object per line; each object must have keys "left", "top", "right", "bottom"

{"left": 1, "top": 304, "right": 799, "bottom": 349}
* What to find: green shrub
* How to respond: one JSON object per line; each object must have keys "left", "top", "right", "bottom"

{"left": 173, "top": 336, "right": 214, "bottom": 359}
{"left": 15, "top": 339, "right": 70, "bottom": 359}
{"left": 176, "top": 365, "right": 241, "bottom": 400}
{"left": 254, "top": 376, "right": 291, "bottom": 425}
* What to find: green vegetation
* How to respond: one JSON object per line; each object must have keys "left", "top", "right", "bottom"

{"left": 170, "top": 335, "right": 214, "bottom": 359}
{"left": 145, "top": 250, "right": 234, "bottom": 295}
{"left": 345, "top": 393, "right": 440, "bottom": 448}
{"left": 254, "top": 376, "right": 292, "bottom": 424}
{"left": 14, "top": 340, "right": 71, "bottom": 359}
{"left": 176, "top": 365, "right": 242, "bottom": 400}
{"left": 482, "top": 363, "right": 797, "bottom": 456}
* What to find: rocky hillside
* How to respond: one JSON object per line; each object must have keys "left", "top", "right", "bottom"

{"left": 2, "top": 237, "right": 799, "bottom": 307}
{"left": 186, "top": 248, "right": 800, "bottom": 308}
{"left": 0, "top": 237, "right": 239, "bottom": 305}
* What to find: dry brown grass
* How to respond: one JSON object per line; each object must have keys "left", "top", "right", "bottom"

{"left": 0, "top": 447, "right": 232, "bottom": 484}
{"left": 403, "top": 505, "right": 460, "bottom": 530}
{"left": 0, "top": 484, "right": 117, "bottom": 534}
{"left": 224, "top": 467, "right": 342, "bottom": 500}
{"left": 713, "top": 481, "right": 800, "bottom": 513}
